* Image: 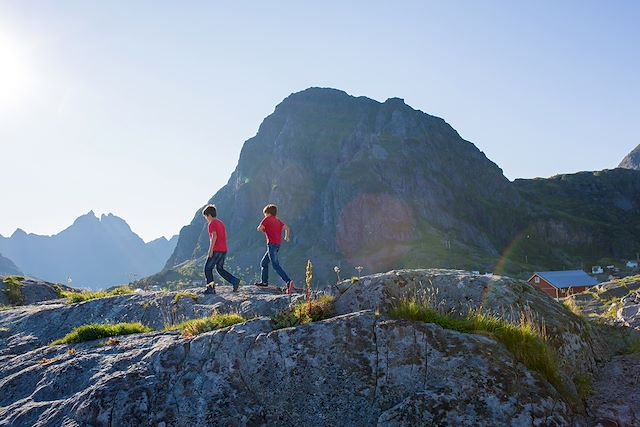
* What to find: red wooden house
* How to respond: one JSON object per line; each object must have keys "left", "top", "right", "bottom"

{"left": 528, "top": 270, "right": 598, "bottom": 299}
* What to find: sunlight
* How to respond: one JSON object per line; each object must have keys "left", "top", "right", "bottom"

{"left": 0, "top": 30, "right": 35, "bottom": 113}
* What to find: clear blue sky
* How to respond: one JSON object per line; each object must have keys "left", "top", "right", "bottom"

{"left": 1, "top": 1, "right": 638, "bottom": 241}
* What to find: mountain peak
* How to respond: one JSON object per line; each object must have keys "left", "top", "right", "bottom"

{"left": 619, "top": 144, "right": 640, "bottom": 170}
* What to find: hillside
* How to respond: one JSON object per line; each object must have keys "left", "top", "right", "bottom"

{"left": 0, "top": 254, "right": 21, "bottom": 276}
{"left": 0, "top": 212, "right": 177, "bottom": 289}
{"left": 157, "top": 88, "right": 640, "bottom": 287}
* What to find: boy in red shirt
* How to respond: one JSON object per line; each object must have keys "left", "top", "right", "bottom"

{"left": 202, "top": 204, "right": 240, "bottom": 294}
{"left": 254, "top": 204, "right": 294, "bottom": 293}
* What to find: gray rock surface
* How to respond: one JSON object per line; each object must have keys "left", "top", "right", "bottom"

{"left": 331, "top": 269, "right": 606, "bottom": 381}
{"left": 0, "top": 285, "right": 302, "bottom": 358}
{"left": 0, "top": 311, "right": 570, "bottom": 426}
{"left": 587, "top": 353, "right": 640, "bottom": 427}
{"left": 0, "top": 269, "right": 638, "bottom": 426}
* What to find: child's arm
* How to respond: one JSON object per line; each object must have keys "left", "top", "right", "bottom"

{"left": 208, "top": 232, "right": 217, "bottom": 257}
{"left": 257, "top": 218, "right": 266, "bottom": 232}
{"left": 283, "top": 224, "right": 290, "bottom": 242}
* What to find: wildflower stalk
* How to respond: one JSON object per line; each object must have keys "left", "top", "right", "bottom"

{"left": 306, "top": 260, "right": 313, "bottom": 311}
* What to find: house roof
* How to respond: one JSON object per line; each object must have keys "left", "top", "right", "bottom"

{"left": 531, "top": 270, "right": 599, "bottom": 289}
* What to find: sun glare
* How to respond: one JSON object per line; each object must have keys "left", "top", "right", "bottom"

{"left": 0, "top": 30, "right": 35, "bottom": 112}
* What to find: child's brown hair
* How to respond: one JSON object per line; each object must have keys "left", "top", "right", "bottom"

{"left": 263, "top": 204, "right": 277, "bottom": 216}
{"left": 202, "top": 204, "right": 217, "bottom": 218}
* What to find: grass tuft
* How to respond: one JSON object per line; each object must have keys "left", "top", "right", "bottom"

{"left": 51, "top": 322, "right": 152, "bottom": 345}
{"left": 164, "top": 313, "right": 245, "bottom": 337}
{"left": 389, "top": 298, "right": 562, "bottom": 393}
{"left": 173, "top": 292, "right": 198, "bottom": 304}
{"left": 562, "top": 297, "right": 583, "bottom": 317}
{"left": 60, "top": 286, "right": 134, "bottom": 304}
{"left": 573, "top": 373, "right": 593, "bottom": 400}
{"left": 272, "top": 295, "right": 335, "bottom": 330}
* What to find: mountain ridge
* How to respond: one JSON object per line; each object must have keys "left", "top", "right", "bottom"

{"left": 0, "top": 211, "right": 178, "bottom": 289}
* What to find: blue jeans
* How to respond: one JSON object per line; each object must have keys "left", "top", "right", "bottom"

{"left": 204, "top": 252, "right": 240, "bottom": 286}
{"left": 261, "top": 244, "right": 291, "bottom": 284}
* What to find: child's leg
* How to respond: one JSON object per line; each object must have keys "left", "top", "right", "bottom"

{"left": 213, "top": 253, "right": 240, "bottom": 287}
{"left": 260, "top": 248, "right": 270, "bottom": 284}
{"left": 204, "top": 256, "right": 215, "bottom": 285}
{"left": 268, "top": 244, "right": 291, "bottom": 284}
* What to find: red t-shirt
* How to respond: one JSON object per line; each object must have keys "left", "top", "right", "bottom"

{"left": 260, "top": 215, "right": 285, "bottom": 245}
{"left": 208, "top": 219, "right": 228, "bottom": 252}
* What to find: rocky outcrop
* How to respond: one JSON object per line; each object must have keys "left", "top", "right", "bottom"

{"left": 0, "top": 285, "right": 302, "bottom": 358}
{"left": 619, "top": 144, "right": 640, "bottom": 170}
{"left": 0, "top": 311, "right": 571, "bottom": 426}
{"left": 0, "top": 269, "right": 636, "bottom": 426}
{"left": 0, "top": 277, "right": 76, "bottom": 307}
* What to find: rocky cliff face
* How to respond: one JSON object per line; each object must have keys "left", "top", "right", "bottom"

{"left": 0, "top": 212, "right": 178, "bottom": 289}
{"left": 161, "top": 88, "right": 640, "bottom": 286}
{"left": 619, "top": 144, "right": 640, "bottom": 170}
{"left": 1, "top": 269, "right": 635, "bottom": 426}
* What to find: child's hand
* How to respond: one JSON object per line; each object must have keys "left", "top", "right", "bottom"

{"left": 284, "top": 235, "right": 290, "bottom": 242}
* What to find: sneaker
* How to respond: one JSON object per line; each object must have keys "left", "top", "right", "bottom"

{"left": 254, "top": 282, "right": 268, "bottom": 287}
{"left": 286, "top": 280, "right": 295, "bottom": 295}
{"left": 204, "top": 284, "right": 216, "bottom": 295}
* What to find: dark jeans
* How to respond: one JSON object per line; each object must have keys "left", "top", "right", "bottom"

{"left": 204, "top": 252, "right": 240, "bottom": 286}
{"left": 261, "top": 244, "right": 291, "bottom": 284}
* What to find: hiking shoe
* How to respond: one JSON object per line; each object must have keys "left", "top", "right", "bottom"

{"left": 286, "top": 280, "right": 295, "bottom": 295}
{"left": 204, "top": 284, "right": 216, "bottom": 295}
{"left": 254, "top": 282, "right": 268, "bottom": 287}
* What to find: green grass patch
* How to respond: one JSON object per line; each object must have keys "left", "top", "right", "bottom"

{"left": 164, "top": 313, "right": 245, "bottom": 337}
{"left": 51, "top": 322, "right": 152, "bottom": 345}
{"left": 173, "top": 292, "right": 198, "bottom": 304}
{"left": 60, "top": 286, "right": 134, "bottom": 304}
{"left": 627, "top": 339, "right": 640, "bottom": 354}
{"left": 2, "top": 276, "right": 24, "bottom": 305}
{"left": 389, "top": 299, "right": 562, "bottom": 393}
{"left": 272, "top": 295, "right": 335, "bottom": 330}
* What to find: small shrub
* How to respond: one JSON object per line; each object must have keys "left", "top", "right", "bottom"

{"left": 51, "top": 322, "right": 152, "bottom": 345}
{"left": 52, "top": 285, "right": 65, "bottom": 298}
{"left": 173, "top": 292, "right": 198, "bottom": 304}
{"left": 272, "top": 295, "right": 335, "bottom": 330}
{"left": 61, "top": 287, "right": 134, "bottom": 304}
{"left": 3, "top": 276, "right": 24, "bottom": 305}
{"left": 573, "top": 373, "right": 593, "bottom": 400}
{"left": 165, "top": 313, "right": 244, "bottom": 337}
{"left": 389, "top": 298, "right": 562, "bottom": 393}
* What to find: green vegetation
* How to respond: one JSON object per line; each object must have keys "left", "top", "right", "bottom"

{"left": 2, "top": 276, "right": 24, "bottom": 305}
{"left": 51, "top": 322, "right": 152, "bottom": 345}
{"left": 614, "top": 274, "right": 640, "bottom": 287}
{"left": 389, "top": 298, "right": 562, "bottom": 393}
{"left": 165, "top": 313, "right": 245, "bottom": 337}
{"left": 627, "top": 339, "right": 640, "bottom": 354}
{"left": 173, "top": 292, "right": 198, "bottom": 304}
{"left": 60, "top": 286, "right": 134, "bottom": 304}
{"left": 272, "top": 295, "right": 335, "bottom": 330}
{"left": 573, "top": 374, "right": 593, "bottom": 400}
{"left": 562, "top": 297, "right": 583, "bottom": 317}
